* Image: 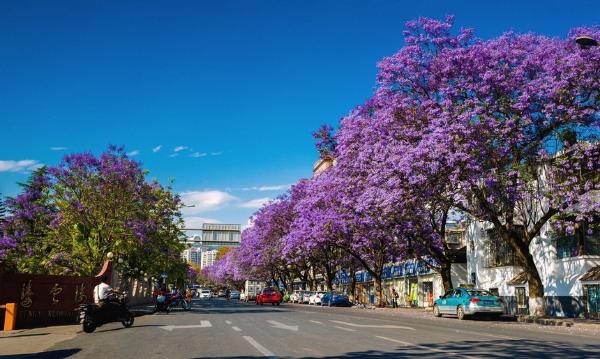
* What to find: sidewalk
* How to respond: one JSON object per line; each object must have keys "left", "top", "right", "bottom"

{"left": 0, "top": 324, "right": 80, "bottom": 357}
{"left": 347, "top": 304, "right": 600, "bottom": 334}
{"left": 0, "top": 303, "right": 155, "bottom": 357}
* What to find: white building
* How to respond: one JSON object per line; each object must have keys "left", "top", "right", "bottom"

{"left": 181, "top": 247, "right": 202, "bottom": 266}
{"left": 201, "top": 249, "right": 218, "bottom": 269}
{"left": 466, "top": 219, "right": 600, "bottom": 318}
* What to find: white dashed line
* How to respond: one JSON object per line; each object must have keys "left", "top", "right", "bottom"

{"left": 309, "top": 320, "right": 322, "bottom": 324}
{"left": 330, "top": 320, "right": 415, "bottom": 330}
{"left": 376, "top": 336, "right": 479, "bottom": 359}
{"left": 243, "top": 336, "right": 277, "bottom": 358}
{"left": 232, "top": 326, "right": 241, "bottom": 332}
{"left": 332, "top": 325, "right": 356, "bottom": 332}
{"left": 225, "top": 320, "right": 232, "bottom": 324}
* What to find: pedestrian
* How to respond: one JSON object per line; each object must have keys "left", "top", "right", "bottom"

{"left": 392, "top": 287, "right": 399, "bottom": 308}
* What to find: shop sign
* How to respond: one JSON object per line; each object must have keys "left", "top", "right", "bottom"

{"left": 382, "top": 266, "right": 393, "bottom": 279}
{"left": 355, "top": 271, "right": 365, "bottom": 283}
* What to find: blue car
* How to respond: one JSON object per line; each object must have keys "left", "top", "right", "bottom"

{"left": 433, "top": 288, "right": 504, "bottom": 320}
{"left": 320, "top": 292, "right": 352, "bottom": 307}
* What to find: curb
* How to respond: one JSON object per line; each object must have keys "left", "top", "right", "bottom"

{"left": 517, "top": 316, "right": 574, "bottom": 327}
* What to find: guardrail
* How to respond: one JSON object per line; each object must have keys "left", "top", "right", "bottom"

{"left": 0, "top": 303, "right": 17, "bottom": 330}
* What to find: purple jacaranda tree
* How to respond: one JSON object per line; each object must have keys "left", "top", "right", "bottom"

{"left": 0, "top": 167, "right": 58, "bottom": 273}
{"left": 363, "top": 17, "right": 600, "bottom": 315}
{"left": 1, "top": 146, "right": 186, "bottom": 277}
{"left": 312, "top": 124, "right": 337, "bottom": 159}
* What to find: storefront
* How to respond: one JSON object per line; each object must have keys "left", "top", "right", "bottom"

{"left": 355, "top": 256, "right": 468, "bottom": 308}
{"left": 580, "top": 266, "right": 600, "bottom": 319}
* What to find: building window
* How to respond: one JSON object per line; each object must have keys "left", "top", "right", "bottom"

{"left": 446, "top": 231, "right": 464, "bottom": 245}
{"left": 554, "top": 221, "right": 600, "bottom": 259}
{"left": 483, "top": 227, "right": 521, "bottom": 268}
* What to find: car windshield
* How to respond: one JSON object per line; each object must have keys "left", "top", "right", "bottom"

{"left": 263, "top": 289, "right": 276, "bottom": 294}
{"left": 466, "top": 290, "right": 493, "bottom": 297}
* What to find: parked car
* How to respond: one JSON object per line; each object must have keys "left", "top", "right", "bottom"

{"left": 433, "top": 288, "right": 504, "bottom": 320}
{"left": 199, "top": 289, "right": 212, "bottom": 299}
{"left": 290, "top": 291, "right": 304, "bottom": 303}
{"left": 301, "top": 291, "right": 313, "bottom": 304}
{"left": 321, "top": 292, "right": 352, "bottom": 307}
{"left": 217, "top": 289, "right": 227, "bottom": 297}
{"left": 229, "top": 290, "right": 241, "bottom": 300}
{"left": 256, "top": 287, "right": 281, "bottom": 306}
{"left": 309, "top": 292, "right": 326, "bottom": 305}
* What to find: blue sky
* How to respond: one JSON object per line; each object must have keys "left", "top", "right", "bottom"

{"left": 1, "top": 0, "right": 600, "bottom": 229}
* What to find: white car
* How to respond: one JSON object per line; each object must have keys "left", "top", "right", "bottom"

{"left": 290, "top": 291, "right": 303, "bottom": 303}
{"left": 301, "top": 291, "right": 313, "bottom": 304}
{"left": 240, "top": 292, "right": 247, "bottom": 301}
{"left": 199, "top": 289, "right": 212, "bottom": 299}
{"left": 309, "top": 292, "right": 326, "bottom": 305}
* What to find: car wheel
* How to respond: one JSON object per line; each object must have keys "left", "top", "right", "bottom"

{"left": 276, "top": 302, "right": 280, "bottom": 306}
{"left": 457, "top": 306, "right": 466, "bottom": 320}
{"left": 433, "top": 305, "right": 442, "bottom": 317}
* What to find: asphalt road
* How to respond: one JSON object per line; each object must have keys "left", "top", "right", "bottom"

{"left": 27, "top": 298, "right": 600, "bottom": 359}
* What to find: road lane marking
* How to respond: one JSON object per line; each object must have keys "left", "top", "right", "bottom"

{"left": 267, "top": 320, "right": 298, "bottom": 331}
{"left": 376, "top": 336, "right": 479, "bottom": 359}
{"left": 243, "top": 336, "right": 278, "bottom": 358}
{"left": 332, "top": 325, "right": 356, "bottom": 332}
{"left": 232, "top": 326, "right": 241, "bottom": 332}
{"left": 330, "top": 320, "right": 415, "bottom": 330}
{"left": 225, "top": 320, "right": 232, "bottom": 324}
{"left": 160, "top": 320, "right": 212, "bottom": 331}
{"left": 309, "top": 320, "right": 322, "bottom": 324}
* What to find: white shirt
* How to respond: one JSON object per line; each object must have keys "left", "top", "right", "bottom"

{"left": 93, "top": 283, "right": 112, "bottom": 303}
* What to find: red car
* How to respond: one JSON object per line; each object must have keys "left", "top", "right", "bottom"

{"left": 256, "top": 287, "right": 281, "bottom": 306}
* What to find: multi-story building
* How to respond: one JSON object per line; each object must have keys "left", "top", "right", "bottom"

{"left": 181, "top": 247, "right": 202, "bottom": 266}
{"left": 466, "top": 218, "right": 600, "bottom": 318}
{"left": 201, "top": 249, "right": 218, "bottom": 269}
{"left": 201, "top": 223, "right": 241, "bottom": 251}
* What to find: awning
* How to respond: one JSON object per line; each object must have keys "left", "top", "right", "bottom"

{"left": 580, "top": 265, "right": 600, "bottom": 282}
{"left": 507, "top": 272, "right": 528, "bottom": 285}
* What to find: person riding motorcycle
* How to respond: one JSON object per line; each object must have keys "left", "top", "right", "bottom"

{"left": 93, "top": 276, "right": 119, "bottom": 315}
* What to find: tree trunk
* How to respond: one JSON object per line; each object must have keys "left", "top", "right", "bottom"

{"left": 504, "top": 228, "right": 545, "bottom": 316}
{"left": 439, "top": 259, "right": 453, "bottom": 292}
{"left": 375, "top": 276, "right": 385, "bottom": 307}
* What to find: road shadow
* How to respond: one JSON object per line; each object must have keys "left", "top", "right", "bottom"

{"left": 0, "top": 349, "right": 80, "bottom": 358}
{"left": 191, "top": 339, "right": 600, "bottom": 359}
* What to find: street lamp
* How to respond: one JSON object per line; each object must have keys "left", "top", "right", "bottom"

{"left": 106, "top": 252, "right": 114, "bottom": 260}
{"left": 118, "top": 257, "right": 124, "bottom": 264}
{"left": 576, "top": 35, "right": 599, "bottom": 47}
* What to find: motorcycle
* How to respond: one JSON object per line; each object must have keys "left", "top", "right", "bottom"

{"left": 169, "top": 292, "right": 191, "bottom": 311}
{"left": 154, "top": 293, "right": 171, "bottom": 314}
{"left": 79, "top": 291, "right": 134, "bottom": 333}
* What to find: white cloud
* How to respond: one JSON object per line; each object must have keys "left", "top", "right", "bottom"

{"left": 127, "top": 150, "right": 140, "bottom": 157}
{"left": 174, "top": 146, "right": 188, "bottom": 152}
{"left": 180, "top": 190, "right": 238, "bottom": 213}
{"left": 50, "top": 146, "right": 68, "bottom": 151}
{"left": 152, "top": 145, "right": 162, "bottom": 153}
{"left": 210, "top": 151, "right": 223, "bottom": 156}
{"left": 191, "top": 152, "right": 207, "bottom": 158}
{"left": 168, "top": 153, "right": 179, "bottom": 158}
{"left": 183, "top": 216, "right": 222, "bottom": 230}
{"left": 241, "top": 184, "right": 291, "bottom": 191}
{"left": 0, "top": 160, "right": 43, "bottom": 173}
{"left": 238, "top": 197, "right": 271, "bottom": 209}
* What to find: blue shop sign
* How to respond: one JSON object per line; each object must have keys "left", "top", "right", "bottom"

{"left": 382, "top": 266, "right": 393, "bottom": 279}
{"left": 355, "top": 271, "right": 365, "bottom": 283}
{"left": 364, "top": 271, "right": 373, "bottom": 282}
